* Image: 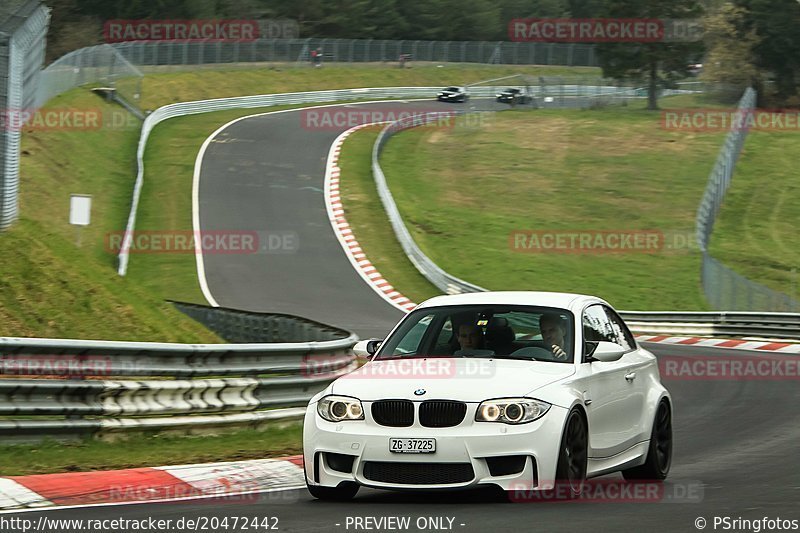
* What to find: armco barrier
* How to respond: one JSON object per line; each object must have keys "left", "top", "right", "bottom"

{"left": 619, "top": 311, "right": 800, "bottom": 340}
{"left": 0, "top": 309, "right": 358, "bottom": 443}
{"left": 372, "top": 112, "right": 487, "bottom": 295}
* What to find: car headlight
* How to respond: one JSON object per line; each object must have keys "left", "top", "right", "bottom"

{"left": 317, "top": 395, "right": 364, "bottom": 422}
{"left": 475, "top": 398, "right": 551, "bottom": 424}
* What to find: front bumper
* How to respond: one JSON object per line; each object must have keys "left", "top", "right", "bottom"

{"left": 303, "top": 402, "right": 567, "bottom": 491}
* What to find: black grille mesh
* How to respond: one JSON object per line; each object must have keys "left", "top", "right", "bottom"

{"left": 419, "top": 400, "right": 467, "bottom": 427}
{"left": 363, "top": 462, "right": 475, "bottom": 485}
{"left": 371, "top": 400, "right": 414, "bottom": 427}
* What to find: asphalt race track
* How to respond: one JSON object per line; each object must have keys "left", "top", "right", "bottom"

{"left": 196, "top": 98, "right": 503, "bottom": 338}
{"left": 7, "top": 99, "right": 798, "bottom": 532}
{"left": 8, "top": 343, "right": 799, "bottom": 532}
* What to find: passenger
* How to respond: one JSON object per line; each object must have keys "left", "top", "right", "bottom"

{"left": 455, "top": 323, "right": 483, "bottom": 352}
{"left": 539, "top": 313, "right": 568, "bottom": 360}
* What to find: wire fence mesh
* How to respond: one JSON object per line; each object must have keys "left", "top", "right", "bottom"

{"left": 696, "top": 87, "right": 800, "bottom": 311}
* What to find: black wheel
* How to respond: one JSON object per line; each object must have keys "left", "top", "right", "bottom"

{"left": 555, "top": 409, "right": 588, "bottom": 499}
{"left": 623, "top": 400, "right": 672, "bottom": 480}
{"left": 306, "top": 481, "right": 359, "bottom": 501}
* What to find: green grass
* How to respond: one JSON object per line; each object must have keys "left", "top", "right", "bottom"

{"left": 338, "top": 97, "right": 731, "bottom": 310}
{"left": 3, "top": 90, "right": 222, "bottom": 341}
{"left": 710, "top": 130, "right": 800, "bottom": 299}
{"left": 0, "top": 421, "right": 302, "bottom": 476}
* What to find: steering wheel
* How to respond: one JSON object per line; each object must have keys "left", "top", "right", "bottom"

{"left": 509, "top": 346, "right": 555, "bottom": 360}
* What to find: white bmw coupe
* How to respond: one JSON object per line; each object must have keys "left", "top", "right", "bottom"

{"left": 303, "top": 291, "right": 672, "bottom": 500}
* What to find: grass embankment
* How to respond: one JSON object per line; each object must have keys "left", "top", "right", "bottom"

{"left": 338, "top": 96, "right": 732, "bottom": 310}
{"left": 0, "top": 422, "right": 302, "bottom": 476}
{"left": 710, "top": 131, "right": 800, "bottom": 299}
{"left": 3, "top": 90, "right": 221, "bottom": 341}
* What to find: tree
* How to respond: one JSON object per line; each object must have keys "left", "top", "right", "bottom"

{"left": 733, "top": 0, "right": 800, "bottom": 102}
{"left": 700, "top": 3, "right": 760, "bottom": 102}
{"left": 573, "top": 0, "right": 705, "bottom": 110}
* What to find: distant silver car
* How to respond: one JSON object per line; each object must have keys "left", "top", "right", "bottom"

{"left": 496, "top": 88, "right": 533, "bottom": 105}
{"left": 437, "top": 86, "right": 467, "bottom": 103}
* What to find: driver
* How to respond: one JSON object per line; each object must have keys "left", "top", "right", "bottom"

{"left": 539, "top": 313, "right": 568, "bottom": 360}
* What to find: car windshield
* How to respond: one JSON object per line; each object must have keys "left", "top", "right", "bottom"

{"left": 445, "top": 87, "right": 460, "bottom": 92}
{"left": 375, "top": 305, "right": 574, "bottom": 363}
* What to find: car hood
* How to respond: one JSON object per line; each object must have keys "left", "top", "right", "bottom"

{"left": 330, "top": 358, "right": 574, "bottom": 402}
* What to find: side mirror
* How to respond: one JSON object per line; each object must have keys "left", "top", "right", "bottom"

{"left": 353, "top": 339, "right": 382, "bottom": 357}
{"left": 586, "top": 341, "right": 626, "bottom": 362}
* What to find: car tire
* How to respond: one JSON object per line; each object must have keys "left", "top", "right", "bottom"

{"left": 306, "top": 481, "right": 360, "bottom": 501}
{"left": 554, "top": 409, "right": 588, "bottom": 499}
{"left": 623, "top": 400, "right": 672, "bottom": 481}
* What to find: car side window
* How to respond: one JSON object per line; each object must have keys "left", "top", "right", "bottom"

{"left": 582, "top": 305, "right": 617, "bottom": 344}
{"left": 603, "top": 306, "right": 635, "bottom": 351}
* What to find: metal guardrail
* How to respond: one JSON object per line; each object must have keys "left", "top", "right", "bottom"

{"left": 620, "top": 311, "right": 800, "bottom": 340}
{"left": 0, "top": 308, "right": 358, "bottom": 442}
{"left": 372, "top": 112, "right": 487, "bottom": 295}
{"left": 171, "top": 300, "right": 350, "bottom": 342}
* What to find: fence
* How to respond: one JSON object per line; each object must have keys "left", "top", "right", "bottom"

{"left": 695, "top": 87, "right": 800, "bottom": 311}
{"left": 34, "top": 43, "right": 143, "bottom": 110}
{"left": 0, "top": 0, "right": 49, "bottom": 230}
{"left": 109, "top": 38, "right": 599, "bottom": 71}
{"left": 0, "top": 306, "right": 358, "bottom": 443}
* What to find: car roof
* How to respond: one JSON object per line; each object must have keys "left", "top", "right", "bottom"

{"left": 414, "top": 291, "right": 609, "bottom": 314}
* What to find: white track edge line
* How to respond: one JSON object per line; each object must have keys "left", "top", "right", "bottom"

{"left": 191, "top": 99, "right": 428, "bottom": 308}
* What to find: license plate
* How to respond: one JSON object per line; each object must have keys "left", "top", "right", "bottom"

{"left": 389, "top": 438, "right": 436, "bottom": 453}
